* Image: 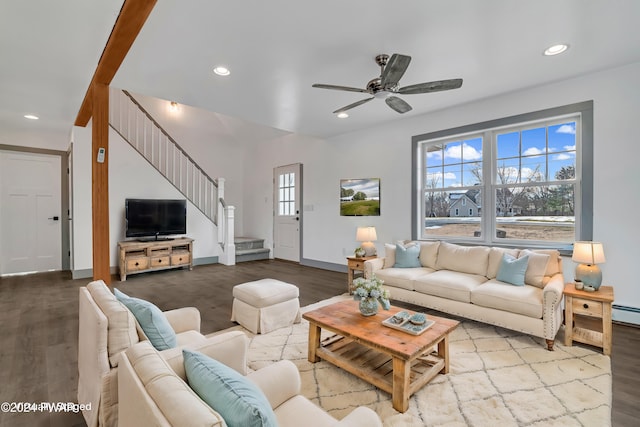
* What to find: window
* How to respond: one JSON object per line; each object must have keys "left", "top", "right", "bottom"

{"left": 412, "top": 101, "right": 593, "bottom": 248}
{"left": 278, "top": 172, "right": 296, "bottom": 216}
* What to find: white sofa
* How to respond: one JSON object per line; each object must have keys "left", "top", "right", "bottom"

{"left": 365, "top": 241, "right": 565, "bottom": 350}
{"left": 118, "top": 340, "right": 383, "bottom": 427}
{"left": 77, "top": 280, "right": 247, "bottom": 427}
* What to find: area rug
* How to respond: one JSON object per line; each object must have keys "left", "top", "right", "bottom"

{"left": 236, "top": 295, "right": 611, "bottom": 426}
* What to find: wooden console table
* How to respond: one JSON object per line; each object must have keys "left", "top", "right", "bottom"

{"left": 118, "top": 237, "right": 193, "bottom": 281}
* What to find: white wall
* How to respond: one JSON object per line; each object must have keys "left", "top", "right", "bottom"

{"left": 242, "top": 61, "right": 640, "bottom": 316}
{"left": 71, "top": 125, "right": 219, "bottom": 273}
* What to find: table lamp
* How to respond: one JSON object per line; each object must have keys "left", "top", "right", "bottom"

{"left": 572, "top": 241, "right": 606, "bottom": 291}
{"left": 356, "top": 226, "right": 377, "bottom": 256}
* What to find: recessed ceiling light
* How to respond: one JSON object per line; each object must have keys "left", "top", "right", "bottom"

{"left": 24, "top": 114, "right": 39, "bottom": 120}
{"left": 544, "top": 44, "right": 569, "bottom": 56}
{"left": 213, "top": 66, "right": 230, "bottom": 76}
{"left": 337, "top": 112, "right": 349, "bottom": 119}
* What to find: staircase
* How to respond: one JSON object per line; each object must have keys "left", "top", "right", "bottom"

{"left": 109, "top": 88, "right": 236, "bottom": 265}
{"left": 235, "top": 237, "right": 270, "bottom": 262}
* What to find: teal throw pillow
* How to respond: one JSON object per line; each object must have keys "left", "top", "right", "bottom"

{"left": 183, "top": 349, "right": 278, "bottom": 427}
{"left": 114, "top": 288, "right": 177, "bottom": 351}
{"left": 394, "top": 243, "right": 421, "bottom": 268}
{"left": 496, "top": 254, "right": 529, "bottom": 286}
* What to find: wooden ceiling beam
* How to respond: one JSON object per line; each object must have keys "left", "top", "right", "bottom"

{"left": 74, "top": 0, "right": 157, "bottom": 127}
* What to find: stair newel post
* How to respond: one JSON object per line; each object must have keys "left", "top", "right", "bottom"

{"left": 217, "top": 178, "right": 225, "bottom": 245}
{"left": 221, "top": 206, "right": 236, "bottom": 266}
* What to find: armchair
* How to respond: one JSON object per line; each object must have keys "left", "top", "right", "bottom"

{"left": 77, "top": 280, "right": 247, "bottom": 427}
{"left": 118, "top": 340, "right": 382, "bottom": 427}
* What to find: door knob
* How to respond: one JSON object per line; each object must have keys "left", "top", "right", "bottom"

{"left": 48, "top": 216, "right": 60, "bottom": 221}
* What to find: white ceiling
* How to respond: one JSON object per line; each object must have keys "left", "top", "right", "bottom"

{"left": 3, "top": 1, "right": 640, "bottom": 147}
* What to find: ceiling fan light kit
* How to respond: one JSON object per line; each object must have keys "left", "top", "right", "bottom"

{"left": 313, "top": 53, "right": 463, "bottom": 115}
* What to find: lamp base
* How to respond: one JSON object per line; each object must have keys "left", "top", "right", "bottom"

{"left": 575, "top": 263, "right": 602, "bottom": 291}
{"left": 361, "top": 241, "right": 377, "bottom": 257}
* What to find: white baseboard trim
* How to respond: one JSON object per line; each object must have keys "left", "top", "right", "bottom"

{"left": 613, "top": 305, "right": 640, "bottom": 326}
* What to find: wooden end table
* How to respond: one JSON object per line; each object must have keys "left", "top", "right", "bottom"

{"left": 303, "top": 300, "right": 459, "bottom": 413}
{"left": 346, "top": 256, "right": 376, "bottom": 294}
{"left": 563, "top": 283, "right": 614, "bottom": 355}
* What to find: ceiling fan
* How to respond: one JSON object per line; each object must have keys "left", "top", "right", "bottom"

{"left": 312, "top": 53, "right": 463, "bottom": 114}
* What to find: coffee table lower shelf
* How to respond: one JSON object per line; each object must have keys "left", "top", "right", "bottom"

{"left": 315, "top": 335, "right": 446, "bottom": 411}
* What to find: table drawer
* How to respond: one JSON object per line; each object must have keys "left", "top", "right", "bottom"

{"left": 171, "top": 252, "right": 191, "bottom": 266}
{"left": 126, "top": 257, "right": 149, "bottom": 272}
{"left": 572, "top": 297, "right": 603, "bottom": 317}
{"left": 150, "top": 256, "right": 170, "bottom": 268}
{"left": 350, "top": 260, "right": 366, "bottom": 270}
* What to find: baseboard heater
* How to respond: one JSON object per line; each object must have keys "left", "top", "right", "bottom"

{"left": 612, "top": 304, "right": 640, "bottom": 326}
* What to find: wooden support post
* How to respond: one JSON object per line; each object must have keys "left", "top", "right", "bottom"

{"left": 92, "top": 83, "right": 111, "bottom": 283}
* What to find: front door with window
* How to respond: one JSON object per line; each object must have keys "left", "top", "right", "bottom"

{"left": 273, "top": 164, "right": 301, "bottom": 262}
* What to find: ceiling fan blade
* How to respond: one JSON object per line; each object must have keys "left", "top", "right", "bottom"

{"left": 333, "top": 97, "right": 374, "bottom": 114}
{"left": 398, "top": 78, "right": 463, "bottom": 94}
{"left": 381, "top": 54, "right": 411, "bottom": 87}
{"left": 312, "top": 83, "right": 369, "bottom": 93}
{"left": 385, "top": 96, "right": 412, "bottom": 114}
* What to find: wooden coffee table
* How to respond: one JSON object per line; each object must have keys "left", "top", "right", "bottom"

{"left": 303, "top": 300, "right": 459, "bottom": 412}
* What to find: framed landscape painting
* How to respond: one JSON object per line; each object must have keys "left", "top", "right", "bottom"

{"left": 340, "top": 178, "right": 380, "bottom": 216}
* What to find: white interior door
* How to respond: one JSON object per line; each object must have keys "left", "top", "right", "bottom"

{"left": 273, "top": 163, "right": 301, "bottom": 262}
{"left": 0, "top": 150, "right": 62, "bottom": 275}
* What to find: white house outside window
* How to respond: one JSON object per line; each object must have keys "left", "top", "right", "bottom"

{"left": 413, "top": 102, "right": 592, "bottom": 249}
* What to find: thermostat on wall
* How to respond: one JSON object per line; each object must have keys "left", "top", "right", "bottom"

{"left": 97, "top": 147, "right": 105, "bottom": 163}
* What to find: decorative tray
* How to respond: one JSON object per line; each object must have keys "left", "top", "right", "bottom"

{"left": 382, "top": 311, "right": 435, "bottom": 335}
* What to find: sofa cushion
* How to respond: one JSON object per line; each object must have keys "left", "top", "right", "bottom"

{"left": 486, "top": 247, "right": 520, "bottom": 279}
{"left": 413, "top": 270, "right": 488, "bottom": 303}
{"left": 436, "top": 242, "right": 490, "bottom": 276}
{"left": 383, "top": 243, "right": 396, "bottom": 268}
{"left": 86, "top": 280, "right": 139, "bottom": 368}
{"left": 496, "top": 253, "right": 528, "bottom": 286}
{"left": 184, "top": 349, "right": 278, "bottom": 427}
{"left": 419, "top": 241, "right": 440, "bottom": 269}
{"left": 394, "top": 243, "right": 421, "bottom": 268}
{"left": 125, "top": 342, "right": 225, "bottom": 426}
{"left": 471, "top": 279, "right": 543, "bottom": 318}
{"left": 528, "top": 249, "right": 561, "bottom": 277}
{"left": 520, "top": 249, "right": 551, "bottom": 288}
{"left": 375, "top": 267, "right": 434, "bottom": 291}
{"left": 114, "top": 289, "right": 177, "bottom": 351}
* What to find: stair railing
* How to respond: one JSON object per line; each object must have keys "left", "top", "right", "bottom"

{"left": 109, "top": 88, "right": 235, "bottom": 264}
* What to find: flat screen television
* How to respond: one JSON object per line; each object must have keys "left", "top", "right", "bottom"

{"left": 125, "top": 198, "right": 187, "bottom": 240}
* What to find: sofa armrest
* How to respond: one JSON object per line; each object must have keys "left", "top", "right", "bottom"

{"left": 364, "top": 257, "right": 385, "bottom": 279}
{"left": 163, "top": 307, "right": 201, "bottom": 334}
{"left": 542, "top": 273, "right": 565, "bottom": 340}
{"left": 247, "top": 360, "right": 300, "bottom": 410}
{"left": 336, "top": 406, "right": 383, "bottom": 427}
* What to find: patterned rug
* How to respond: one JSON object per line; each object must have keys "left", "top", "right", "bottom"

{"left": 237, "top": 295, "right": 611, "bottom": 426}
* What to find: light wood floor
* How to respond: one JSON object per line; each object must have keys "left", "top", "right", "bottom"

{"left": 0, "top": 260, "right": 638, "bottom": 426}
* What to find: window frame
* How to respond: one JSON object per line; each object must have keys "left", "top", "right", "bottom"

{"left": 411, "top": 101, "right": 593, "bottom": 250}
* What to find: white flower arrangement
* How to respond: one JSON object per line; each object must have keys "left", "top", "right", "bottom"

{"left": 352, "top": 275, "right": 391, "bottom": 310}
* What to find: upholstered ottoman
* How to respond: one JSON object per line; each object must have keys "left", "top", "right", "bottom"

{"left": 231, "top": 279, "right": 301, "bottom": 334}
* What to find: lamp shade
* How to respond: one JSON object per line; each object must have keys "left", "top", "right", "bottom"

{"left": 572, "top": 241, "right": 606, "bottom": 265}
{"left": 356, "top": 227, "right": 377, "bottom": 242}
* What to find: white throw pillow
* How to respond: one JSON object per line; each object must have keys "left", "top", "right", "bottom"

{"left": 519, "top": 249, "right": 550, "bottom": 288}
{"left": 419, "top": 241, "right": 440, "bottom": 269}
{"left": 383, "top": 243, "right": 396, "bottom": 268}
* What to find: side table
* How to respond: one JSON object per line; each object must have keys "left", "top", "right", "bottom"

{"left": 346, "top": 256, "right": 376, "bottom": 294}
{"left": 563, "top": 283, "right": 614, "bottom": 355}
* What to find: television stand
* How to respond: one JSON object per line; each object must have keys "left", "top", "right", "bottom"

{"left": 118, "top": 237, "right": 194, "bottom": 281}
